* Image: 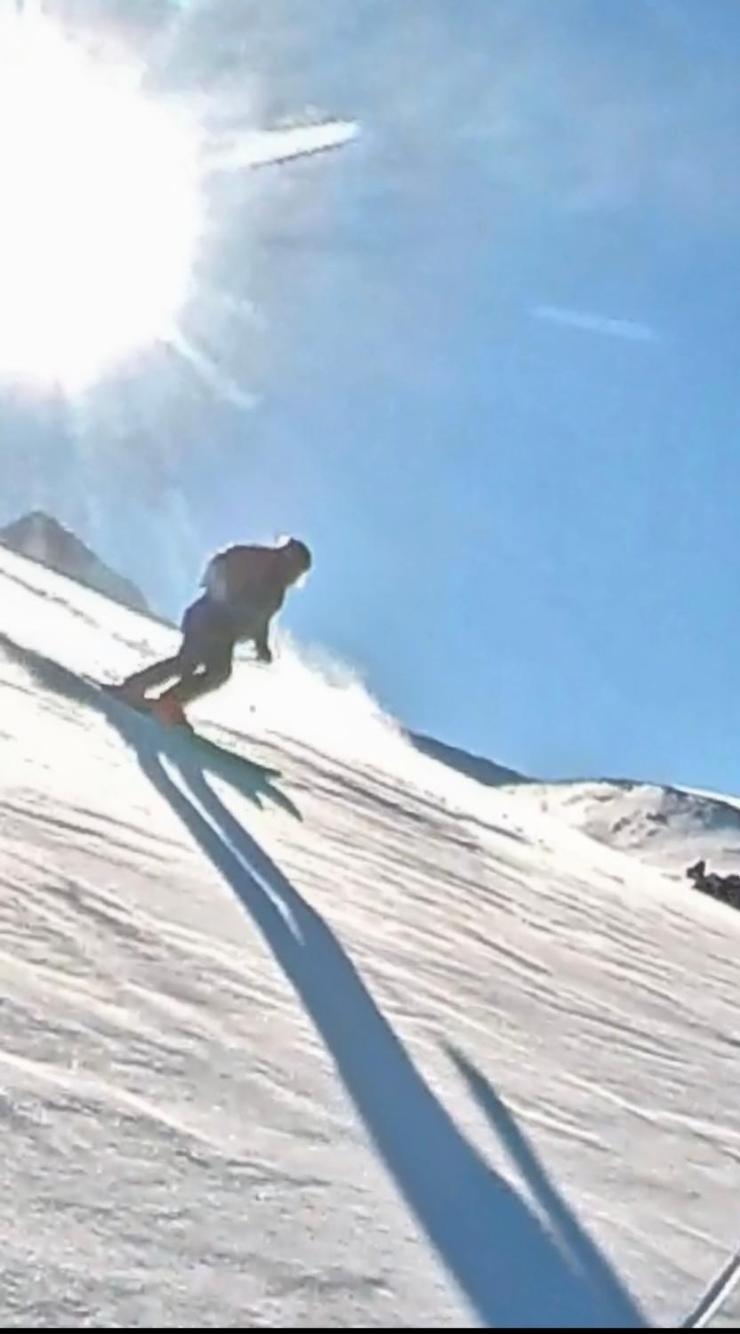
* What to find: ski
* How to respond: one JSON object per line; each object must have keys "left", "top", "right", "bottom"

{"left": 683, "top": 1242, "right": 740, "bottom": 1328}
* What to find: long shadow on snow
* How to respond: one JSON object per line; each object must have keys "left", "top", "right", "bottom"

{"left": 125, "top": 752, "right": 642, "bottom": 1325}
{"left": 446, "top": 1045, "right": 644, "bottom": 1323}
{"left": 3, "top": 633, "right": 644, "bottom": 1326}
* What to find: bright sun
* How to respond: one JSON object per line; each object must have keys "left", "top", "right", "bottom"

{"left": 0, "top": 11, "right": 201, "bottom": 391}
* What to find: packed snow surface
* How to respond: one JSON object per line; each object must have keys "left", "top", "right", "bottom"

{"left": 0, "top": 545, "right": 738, "bottom": 1327}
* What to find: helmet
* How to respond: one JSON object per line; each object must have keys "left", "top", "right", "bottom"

{"left": 282, "top": 537, "right": 312, "bottom": 575}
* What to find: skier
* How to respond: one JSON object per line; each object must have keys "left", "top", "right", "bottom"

{"left": 112, "top": 536, "right": 312, "bottom": 726}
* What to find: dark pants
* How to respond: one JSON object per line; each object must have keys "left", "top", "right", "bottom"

{"left": 120, "top": 595, "right": 236, "bottom": 707}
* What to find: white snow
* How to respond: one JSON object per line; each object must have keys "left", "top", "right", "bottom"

{"left": 505, "top": 778, "right": 740, "bottom": 875}
{"left": 0, "top": 544, "right": 738, "bottom": 1327}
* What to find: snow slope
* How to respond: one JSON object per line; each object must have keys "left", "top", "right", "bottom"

{"left": 0, "top": 544, "right": 739, "bottom": 1328}
{"left": 505, "top": 778, "right": 740, "bottom": 876}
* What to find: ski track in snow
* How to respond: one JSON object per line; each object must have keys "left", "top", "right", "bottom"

{"left": 0, "top": 547, "right": 738, "bottom": 1326}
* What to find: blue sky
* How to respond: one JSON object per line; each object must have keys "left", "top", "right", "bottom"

{"left": 4, "top": 0, "right": 740, "bottom": 793}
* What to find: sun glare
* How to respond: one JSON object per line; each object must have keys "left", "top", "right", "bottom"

{"left": 0, "top": 12, "right": 202, "bottom": 390}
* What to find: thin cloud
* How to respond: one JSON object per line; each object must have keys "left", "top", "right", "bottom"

{"left": 165, "top": 330, "right": 257, "bottom": 411}
{"left": 205, "top": 120, "right": 359, "bottom": 175}
{"left": 533, "top": 305, "right": 658, "bottom": 343}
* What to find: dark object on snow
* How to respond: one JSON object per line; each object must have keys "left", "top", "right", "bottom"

{"left": 686, "top": 859, "right": 740, "bottom": 910}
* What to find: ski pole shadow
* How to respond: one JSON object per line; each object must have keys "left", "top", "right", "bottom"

{"left": 126, "top": 734, "right": 644, "bottom": 1329}
{"left": 445, "top": 1044, "right": 644, "bottom": 1323}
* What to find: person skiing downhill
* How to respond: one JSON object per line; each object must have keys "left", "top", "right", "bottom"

{"left": 112, "top": 536, "right": 312, "bottom": 726}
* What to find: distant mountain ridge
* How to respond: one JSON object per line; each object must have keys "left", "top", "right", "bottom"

{"left": 0, "top": 510, "right": 150, "bottom": 617}
{"left": 406, "top": 731, "right": 526, "bottom": 787}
